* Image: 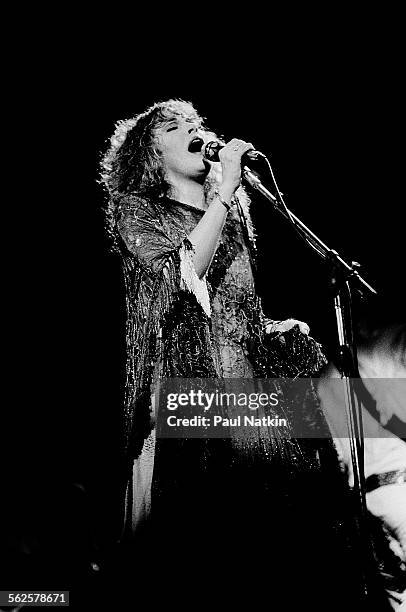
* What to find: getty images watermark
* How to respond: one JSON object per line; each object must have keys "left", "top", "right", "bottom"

{"left": 155, "top": 378, "right": 299, "bottom": 439}
{"left": 165, "top": 388, "right": 287, "bottom": 429}
{"left": 154, "top": 377, "right": 406, "bottom": 439}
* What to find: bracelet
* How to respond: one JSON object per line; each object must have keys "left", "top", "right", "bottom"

{"left": 214, "top": 190, "right": 232, "bottom": 211}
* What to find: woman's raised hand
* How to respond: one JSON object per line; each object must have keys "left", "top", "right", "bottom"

{"left": 218, "top": 138, "right": 254, "bottom": 198}
{"left": 265, "top": 318, "right": 311, "bottom": 336}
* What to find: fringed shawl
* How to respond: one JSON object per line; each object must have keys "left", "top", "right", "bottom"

{"left": 114, "top": 192, "right": 327, "bottom": 464}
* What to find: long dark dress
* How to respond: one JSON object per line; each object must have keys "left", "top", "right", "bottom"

{"left": 113, "top": 192, "right": 374, "bottom": 610}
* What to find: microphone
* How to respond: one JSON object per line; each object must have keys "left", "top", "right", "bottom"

{"left": 202, "top": 140, "right": 265, "bottom": 163}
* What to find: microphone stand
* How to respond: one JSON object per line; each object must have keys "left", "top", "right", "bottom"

{"left": 242, "top": 166, "right": 378, "bottom": 602}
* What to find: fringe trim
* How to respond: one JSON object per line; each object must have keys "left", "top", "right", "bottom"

{"left": 122, "top": 239, "right": 214, "bottom": 461}
{"left": 179, "top": 241, "right": 211, "bottom": 318}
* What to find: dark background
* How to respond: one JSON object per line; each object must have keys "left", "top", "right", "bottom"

{"left": 6, "top": 37, "right": 404, "bottom": 590}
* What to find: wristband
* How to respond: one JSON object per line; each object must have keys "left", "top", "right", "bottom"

{"left": 214, "top": 190, "right": 232, "bottom": 211}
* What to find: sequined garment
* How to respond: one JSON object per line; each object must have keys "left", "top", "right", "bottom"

{"left": 115, "top": 192, "right": 327, "bottom": 462}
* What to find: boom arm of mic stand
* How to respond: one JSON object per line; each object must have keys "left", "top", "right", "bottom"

{"left": 242, "top": 166, "right": 377, "bottom": 296}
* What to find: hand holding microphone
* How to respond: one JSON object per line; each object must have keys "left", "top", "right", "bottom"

{"left": 202, "top": 140, "right": 265, "bottom": 163}
{"left": 186, "top": 135, "right": 266, "bottom": 197}
{"left": 204, "top": 138, "right": 265, "bottom": 197}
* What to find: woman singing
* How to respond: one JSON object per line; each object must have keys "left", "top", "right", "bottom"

{"left": 99, "top": 99, "right": 380, "bottom": 610}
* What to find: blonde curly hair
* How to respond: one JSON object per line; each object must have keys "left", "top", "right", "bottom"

{"left": 99, "top": 98, "right": 254, "bottom": 250}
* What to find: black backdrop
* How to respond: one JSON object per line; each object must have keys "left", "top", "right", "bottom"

{"left": 8, "top": 46, "right": 405, "bottom": 580}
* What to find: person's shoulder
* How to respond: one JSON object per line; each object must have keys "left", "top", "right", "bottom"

{"left": 115, "top": 193, "right": 166, "bottom": 226}
{"left": 116, "top": 192, "right": 150, "bottom": 214}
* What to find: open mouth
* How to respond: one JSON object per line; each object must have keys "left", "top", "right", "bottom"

{"left": 188, "top": 136, "right": 204, "bottom": 153}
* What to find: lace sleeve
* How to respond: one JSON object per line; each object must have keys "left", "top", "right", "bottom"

{"left": 115, "top": 196, "right": 216, "bottom": 459}
{"left": 117, "top": 195, "right": 211, "bottom": 316}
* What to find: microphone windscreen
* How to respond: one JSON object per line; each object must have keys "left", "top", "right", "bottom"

{"left": 203, "top": 141, "right": 222, "bottom": 162}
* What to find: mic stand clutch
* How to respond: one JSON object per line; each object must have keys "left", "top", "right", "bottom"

{"left": 243, "top": 165, "right": 380, "bottom": 604}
